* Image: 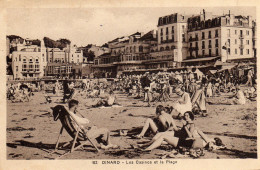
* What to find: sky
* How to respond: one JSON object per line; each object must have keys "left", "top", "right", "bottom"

{"left": 6, "top": 7, "right": 256, "bottom": 47}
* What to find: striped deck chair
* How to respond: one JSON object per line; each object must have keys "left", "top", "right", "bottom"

{"left": 48, "top": 105, "right": 99, "bottom": 159}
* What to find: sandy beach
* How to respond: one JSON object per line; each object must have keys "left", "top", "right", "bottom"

{"left": 6, "top": 89, "right": 257, "bottom": 159}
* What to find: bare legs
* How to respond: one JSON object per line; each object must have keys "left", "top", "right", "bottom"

{"left": 145, "top": 133, "right": 179, "bottom": 151}
{"left": 138, "top": 118, "right": 158, "bottom": 137}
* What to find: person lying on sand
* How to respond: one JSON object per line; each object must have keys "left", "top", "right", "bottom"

{"left": 142, "top": 111, "right": 222, "bottom": 151}
{"left": 135, "top": 105, "right": 179, "bottom": 139}
{"left": 68, "top": 99, "right": 118, "bottom": 149}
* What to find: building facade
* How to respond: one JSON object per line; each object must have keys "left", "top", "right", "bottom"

{"left": 11, "top": 40, "right": 47, "bottom": 79}
{"left": 186, "top": 10, "right": 254, "bottom": 67}
{"left": 45, "top": 44, "right": 83, "bottom": 78}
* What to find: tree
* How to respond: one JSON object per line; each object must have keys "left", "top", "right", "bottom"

{"left": 83, "top": 50, "right": 95, "bottom": 61}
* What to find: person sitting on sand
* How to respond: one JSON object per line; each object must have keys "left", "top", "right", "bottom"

{"left": 232, "top": 85, "right": 246, "bottom": 105}
{"left": 172, "top": 86, "right": 192, "bottom": 117}
{"left": 135, "top": 105, "right": 179, "bottom": 139}
{"left": 143, "top": 111, "right": 219, "bottom": 151}
{"left": 92, "top": 90, "right": 117, "bottom": 107}
{"left": 68, "top": 99, "right": 118, "bottom": 149}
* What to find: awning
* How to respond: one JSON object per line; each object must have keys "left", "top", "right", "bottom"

{"left": 217, "top": 65, "right": 236, "bottom": 72}
{"left": 182, "top": 57, "right": 219, "bottom": 63}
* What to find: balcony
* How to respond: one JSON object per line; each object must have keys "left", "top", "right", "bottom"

{"left": 188, "top": 37, "right": 198, "bottom": 42}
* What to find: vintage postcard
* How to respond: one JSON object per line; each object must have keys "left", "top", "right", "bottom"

{"left": 0, "top": 0, "right": 259, "bottom": 169}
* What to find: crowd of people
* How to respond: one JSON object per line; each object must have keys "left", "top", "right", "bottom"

{"left": 6, "top": 66, "right": 257, "bottom": 158}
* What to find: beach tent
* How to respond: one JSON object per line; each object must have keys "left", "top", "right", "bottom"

{"left": 194, "top": 68, "right": 204, "bottom": 79}
{"left": 217, "top": 65, "right": 236, "bottom": 72}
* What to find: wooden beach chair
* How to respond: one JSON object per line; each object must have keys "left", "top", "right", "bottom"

{"left": 48, "top": 105, "right": 99, "bottom": 159}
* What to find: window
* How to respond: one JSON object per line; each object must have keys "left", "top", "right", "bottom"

{"left": 202, "top": 32, "right": 205, "bottom": 39}
{"left": 235, "top": 39, "right": 237, "bottom": 44}
{"left": 209, "top": 40, "right": 212, "bottom": 48}
{"left": 228, "top": 39, "right": 230, "bottom": 47}
{"left": 246, "top": 30, "right": 249, "bottom": 35}
{"left": 215, "top": 39, "right": 218, "bottom": 47}
{"left": 182, "top": 25, "right": 185, "bottom": 33}
{"left": 215, "top": 30, "right": 218, "bottom": 37}
{"left": 209, "top": 49, "right": 212, "bottom": 56}
{"left": 246, "top": 40, "right": 249, "bottom": 45}
{"left": 208, "top": 31, "right": 211, "bottom": 38}
{"left": 42, "top": 53, "right": 44, "bottom": 56}
{"left": 216, "top": 48, "right": 219, "bottom": 56}
{"left": 247, "top": 49, "right": 250, "bottom": 54}
{"left": 182, "top": 34, "right": 185, "bottom": 42}
{"left": 166, "top": 35, "right": 168, "bottom": 41}
{"left": 29, "top": 59, "right": 33, "bottom": 63}
{"left": 16, "top": 66, "right": 18, "bottom": 71}
{"left": 35, "top": 59, "right": 39, "bottom": 63}
{"left": 240, "top": 30, "right": 243, "bottom": 36}
{"left": 240, "top": 49, "right": 243, "bottom": 55}
{"left": 202, "top": 50, "right": 205, "bottom": 56}
{"left": 161, "top": 37, "right": 163, "bottom": 42}
{"left": 235, "top": 30, "right": 237, "bottom": 35}
{"left": 161, "top": 28, "right": 163, "bottom": 35}
{"left": 202, "top": 41, "right": 205, "bottom": 49}
{"left": 195, "top": 33, "right": 198, "bottom": 40}
{"left": 227, "top": 29, "right": 230, "bottom": 37}
{"left": 172, "top": 26, "right": 174, "bottom": 33}
{"left": 19, "top": 55, "right": 21, "bottom": 61}
{"left": 139, "top": 46, "right": 143, "bottom": 52}
{"left": 235, "top": 49, "right": 237, "bottom": 54}
{"left": 23, "top": 59, "right": 26, "bottom": 63}
{"left": 166, "top": 27, "right": 168, "bottom": 35}
{"left": 195, "top": 42, "right": 198, "bottom": 48}
{"left": 172, "top": 34, "right": 174, "bottom": 41}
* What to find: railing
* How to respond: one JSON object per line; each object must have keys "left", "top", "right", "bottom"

{"left": 188, "top": 37, "right": 198, "bottom": 42}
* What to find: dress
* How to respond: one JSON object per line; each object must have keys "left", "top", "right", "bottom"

{"left": 173, "top": 92, "right": 192, "bottom": 116}
{"left": 206, "top": 83, "right": 213, "bottom": 97}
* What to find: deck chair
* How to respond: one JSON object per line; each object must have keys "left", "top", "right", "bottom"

{"left": 48, "top": 105, "right": 99, "bottom": 159}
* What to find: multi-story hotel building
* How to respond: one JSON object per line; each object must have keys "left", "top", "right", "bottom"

{"left": 11, "top": 39, "right": 47, "bottom": 79}
{"left": 92, "top": 31, "right": 157, "bottom": 77}
{"left": 154, "top": 13, "right": 188, "bottom": 68}
{"left": 186, "top": 10, "right": 254, "bottom": 67}
{"left": 45, "top": 44, "right": 83, "bottom": 78}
